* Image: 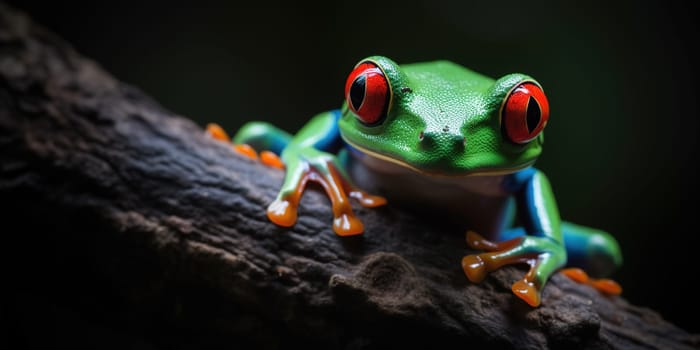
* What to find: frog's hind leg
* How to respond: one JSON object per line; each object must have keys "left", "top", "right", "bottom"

{"left": 560, "top": 221, "right": 623, "bottom": 295}
{"left": 231, "top": 122, "right": 291, "bottom": 155}
{"left": 207, "top": 122, "right": 290, "bottom": 168}
{"left": 562, "top": 222, "right": 622, "bottom": 277}
{"left": 233, "top": 122, "right": 290, "bottom": 168}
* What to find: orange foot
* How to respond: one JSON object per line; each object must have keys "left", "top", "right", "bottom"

{"left": 462, "top": 231, "right": 567, "bottom": 307}
{"left": 560, "top": 267, "right": 622, "bottom": 295}
{"left": 205, "top": 123, "right": 284, "bottom": 169}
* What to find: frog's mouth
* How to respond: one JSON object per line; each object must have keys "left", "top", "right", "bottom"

{"left": 342, "top": 138, "right": 535, "bottom": 178}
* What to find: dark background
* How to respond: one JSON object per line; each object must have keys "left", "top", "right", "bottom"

{"left": 5, "top": 0, "right": 698, "bottom": 335}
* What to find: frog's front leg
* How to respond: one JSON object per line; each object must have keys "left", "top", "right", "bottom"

{"left": 462, "top": 168, "right": 567, "bottom": 307}
{"left": 463, "top": 231, "right": 565, "bottom": 306}
{"left": 227, "top": 110, "right": 386, "bottom": 236}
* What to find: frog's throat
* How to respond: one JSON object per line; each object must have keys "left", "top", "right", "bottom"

{"left": 342, "top": 138, "right": 534, "bottom": 177}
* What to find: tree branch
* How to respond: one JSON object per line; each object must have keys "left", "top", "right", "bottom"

{"left": 0, "top": 3, "right": 697, "bottom": 349}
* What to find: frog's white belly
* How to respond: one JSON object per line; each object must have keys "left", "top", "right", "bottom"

{"left": 346, "top": 151, "right": 514, "bottom": 236}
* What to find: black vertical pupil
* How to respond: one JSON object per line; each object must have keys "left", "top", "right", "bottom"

{"left": 526, "top": 96, "right": 541, "bottom": 133}
{"left": 350, "top": 74, "right": 366, "bottom": 111}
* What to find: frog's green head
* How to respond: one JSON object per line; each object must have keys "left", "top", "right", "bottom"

{"left": 338, "top": 55, "right": 549, "bottom": 176}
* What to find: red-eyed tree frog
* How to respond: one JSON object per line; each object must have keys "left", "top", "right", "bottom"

{"left": 206, "top": 56, "right": 623, "bottom": 307}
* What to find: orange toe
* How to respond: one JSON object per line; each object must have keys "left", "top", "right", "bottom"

{"left": 561, "top": 268, "right": 590, "bottom": 284}
{"left": 348, "top": 191, "right": 387, "bottom": 208}
{"left": 233, "top": 144, "right": 258, "bottom": 160}
{"left": 590, "top": 278, "right": 622, "bottom": 295}
{"left": 462, "top": 255, "right": 487, "bottom": 283}
{"left": 332, "top": 213, "right": 364, "bottom": 236}
{"left": 465, "top": 230, "right": 490, "bottom": 250}
{"left": 512, "top": 279, "right": 541, "bottom": 307}
{"left": 260, "top": 150, "right": 284, "bottom": 169}
{"left": 206, "top": 123, "right": 230, "bottom": 142}
{"left": 267, "top": 199, "right": 297, "bottom": 227}
{"left": 561, "top": 268, "right": 622, "bottom": 296}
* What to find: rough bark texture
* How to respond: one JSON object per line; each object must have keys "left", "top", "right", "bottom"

{"left": 0, "top": 4, "right": 697, "bottom": 349}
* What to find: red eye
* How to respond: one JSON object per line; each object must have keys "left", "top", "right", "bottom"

{"left": 502, "top": 82, "right": 550, "bottom": 144}
{"left": 345, "top": 61, "right": 390, "bottom": 125}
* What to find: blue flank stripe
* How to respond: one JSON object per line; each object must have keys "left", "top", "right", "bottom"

{"left": 310, "top": 109, "right": 343, "bottom": 152}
